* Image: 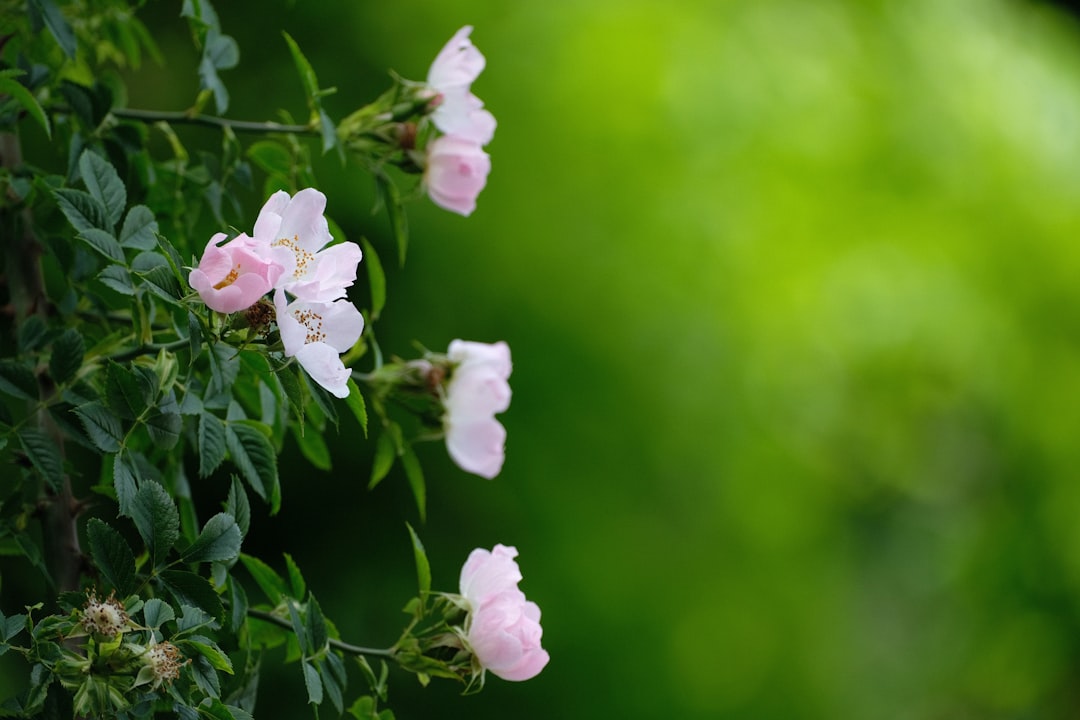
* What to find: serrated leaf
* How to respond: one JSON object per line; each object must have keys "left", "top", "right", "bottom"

{"left": 17, "top": 314, "right": 47, "bottom": 353}
{"left": 360, "top": 237, "right": 385, "bottom": 321}
{"left": 131, "top": 481, "right": 179, "bottom": 568}
{"left": 97, "top": 265, "right": 135, "bottom": 295}
{"left": 159, "top": 570, "right": 223, "bottom": 620}
{"left": 86, "top": 518, "right": 136, "bottom": 597}
{"left": 302, "top": 661, "right": 323, "bottom": 705}
{"left": 368, "top": 432, "right": 395, "bottom": 490}
{"left": 49, "top": 329, "right": 84, "bottom": 385}
{"left": 226, "top": 422, "right": 279, "bottom": 514}
{"left": 225, "top": 476, "right": 250, "bottom": 538}
{"left": 305, "top": 594, "right": 328, "bottom": 654}
{"left": 181, "top": 636, "right": 233, "bottom": 673}
{"left": 77, "top": 228, "right": 124, "bottom": 263}
{"left": 17, "top": 427, "right": 64, "bottom": 491}
{"left": 280, "top": 553, "right": 305, "bottom": 599}
{"left": 119, "top": 205, "right": 159, "bottom": 249}
{"left": 238, "top": 553, "right": 287, "bottom": 605}
{"left": 400, "top": 444, "right": 426, "bottom": 523}
{"left": 142, "top": 598, "right": 175, "bottom": 629}
{"left": 182, "top": 513, "right": 241, "bottom": 564}
{"left": 199, "top": 412, "right": 227, "bottom": 477}
{"left": 345, "top": 378, "right": 368, "bottom": 437}
{"left": 227, "top": 575, "right": 248, "bottom": 633}
{"left": 29, "top": 0, "right": 76, "bottom": 58}
{"left": 0, "top": 359, "right": 38, "bottom": 400}
{"left": 321, "top": 656, "right": 344, "bottom": 715}
{"left": 276, "top": 363, "right": 304, "bottom": 424}
{"left": 74, "top": 402, "right": 123, "bottom": 453}
{"left": 405, "top": 523, "right": 431, "bottom": 597}
{"left": 53, "top": 188, "right": 109, "bottom": 234}
{"left": 145, "top": 407, "right": 182, "bottom": 449}
{"left": 113, "top": 451, "right": 139, "bottom": 516}
{"left": 0, "top": 72, "right": 50, "bottom": 138}
{"left": 78, "top": 150, "right": 126, "bottom": 228}
{"left": 188, "top": 312, "right": 203, "bottom": 367}
{"left": 105, "top": 361, "right": 153, "bottom": 420}
{"left": 137, "top": 264, "right": 183, "bottom": 304}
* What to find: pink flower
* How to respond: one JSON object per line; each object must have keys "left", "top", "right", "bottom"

{"left": 274, "top": 289, "right": 365, "bottom": 398}
{"left": 425, "top": 136, "right": 491, "bottom": 218}
{"left": 443, "top": 340, "right": 511, "bottom": 478}
{"left": 427, "top": 26, "right": 496, "bottom": 145}
{"left": 460, "top": 544, "right": 549, "bottom": 682}
{"left": 189, "top": 232, "right": 284, "bottom": 313}
{"left": 254, "top": 189, "right": 363, "bottom": 303}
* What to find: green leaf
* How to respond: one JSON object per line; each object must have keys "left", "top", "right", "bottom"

{"left": 0, "top": 71, "right": 50, "bottom": 138}
{"left": 49, "top": 329, "right": 85, "bottom": 385}
{"left": 226, "top": 421, "right": 280, "bottom": 514}
{"left": 113, "top": 451, "right": 139, "bottom": 516}
{"left": 360, "top": 237, "right": 386, "bottom": 321}
{"left": 182, "top": 513, "right": 241, "bottom": 564}
{"left": 225, "top": 476, "right": 250, "bottom": 538}
{"left": 78, "top": 150, "right": 126, "bottom": 229}
{"left": 159, "top": 570, "right": 223, "bottom": 621}
{"left": 74, "top": 402, "right": 123, "bottom": 453}
{"left": 275, "top": 553, "right": 303, "bottom": 601}
{"left": 375, "top": 175, "right": 408, "bottom": 266}
{"left": 119, "top": 205, "right": 159, "bottom": 250}
{"left": 368, "top": 431, "right": 396, "bottom": 490}
{"left": 146, "top": 407, "right": 182, "bottom": 450}
{"left": 0, "top": 359, "right": 38, "bottom": 400}
{"left": 247, "top": 141, "right": 291, "bottom": 176}
{"left": 137, "top": 264, "right": 183, "bottom": 304}
{"left": 130, "top": 481, "right": 179, "bottom": 568}
{"left": 290, "top": 423, "right": 331, "bottom": 471}
{"left": 276, "top": 364, "right": 305, "bottom": 424}
{"left": 97, "top": 265, "right": 135, "bottom": 295}
{"left": 29, "top": 0, "right": 76, "bottom": 58}
{"left": 405, "top": 523, "right": 431, "bottom": 597}
{"left": 17, "top": 428, "right": 64, "bottom": 491}
{"left": 181, "top": 635, "right": 234, "bottom": 673}
{"left": 318, "top": 107, "right": 337, "bottom": 153}
{"left": 188, "top": 313, "right": 204, "bottom": 367}
{"left": 282, "top": 32, "right": 320, "bottom": 104}
{"left": 400, "top": 444, "right": 426, "bottom": 523}
{"left": 199, "top": 30, "right": 239, "bottom": 114}
{"left": 86, "top": 518, "right": 136, "bottom": 597}
{"left": 320, "top": 655, "right": 344, "bottom": 715}
{"left": 198, "top": 411, "right": 226, "bottom": 477}
{"left": 105, "top": 361, "right": 153, "bottom": 420}
{"left": 142, "top": 598, "right": 175, "bottom": 629}
{"left": 239, "top": 553, "right": 287, "bottom": 605}
{"left": 53, "top": 188, "right": 109, "bottom": 234}
{"left": 345, "top": 379, "right": 368, "bottom": 438}
{"left": 302, "top": 661, "right": 323, "bottom": 706}
{"left": 77, "top": 228, "right": 125, "bottom": 263}
{"left": 17, "top": 315, "right": 46, "bottom": 353}
{"left": 305, "top": 594, "right": 328, "bottom": 654}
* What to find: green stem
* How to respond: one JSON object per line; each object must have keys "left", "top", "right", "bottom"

{"left": 108, "top": 338, "right": 190, "bottom": 363}
{"left": 110, "top": 108, "right": 318, "bottom": 136}
{"left": 246, "top": 608, "right": 396, "bottom": 659}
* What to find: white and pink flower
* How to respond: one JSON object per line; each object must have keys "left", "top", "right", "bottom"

{"left": 274, "top": 289, "right": 365, "bottom": 399}
{"left": 188, "top": 233, "right": 284, "bottom": 313}
{"left": 442, "top": 340, "right": 511, "bottom": 478}
{"left": 459, "top": 544, "right": 548, "bottom": 682}
{"left": 425, "top": 136, "right": 491, "bottom": 218}
{"left": 427, "top": 25, "right": 497, "bottom": 146}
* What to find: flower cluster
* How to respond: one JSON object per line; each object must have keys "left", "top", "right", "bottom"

{"left": 459, "top": 544, "right": 548, "bottom": 681}
{"left": 190, "top": 188, "right": 365, "bottom": 398}
{"left": 424, "top": 26, "right": 496, "bottom": 216}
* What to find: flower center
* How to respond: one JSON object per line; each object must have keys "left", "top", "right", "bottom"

{"left": 293, "top": 308, "right": 327, "bottom": 344}
{"left": 273, "top": 234, "right": 315, "bottom": 278}
{"left": 213, "top": 267, "right": 240, "bottom": 290}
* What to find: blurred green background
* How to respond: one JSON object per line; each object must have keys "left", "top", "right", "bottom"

{"left": 28, "top": 0, "right": 1080, "bottom": 716}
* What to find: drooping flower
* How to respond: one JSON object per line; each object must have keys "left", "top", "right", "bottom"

{"left": 274, "top": 289, "right": 364, "bottom": 398}
{"left": 189, "top": 232, "right": 284, "bottom": 313}
{"left": 427, "top": 26, "right": 497, "bottom": 145}
{"left": 254, "top": 188, "right": 363, "bottom": 303}
{"left": 425, "top": 136, "right": 492, "bottom": 218}
{"left": 442, "top": 340, "right": 511, "bottom": 478}
{"left": 459, "top": 544, "right": 548, "bottom": 682}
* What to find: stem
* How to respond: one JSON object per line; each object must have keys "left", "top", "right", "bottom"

{"left": 247, "top": 608, "right": 395, "bottom": 659}
{"left": 108, "top": 338, "right": 190, "bottom": 363}
{"left": 110, "top": 108, "right": 319, "bottom": 136}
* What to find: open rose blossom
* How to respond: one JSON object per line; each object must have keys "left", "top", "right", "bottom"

{"left": 189, "top": 232, "right": 284, "bottom": 313}
{"left": 443, "top": 340, "right": 511, "bottom": 478}
{"left": 427, "top": 25, "right": 496, "bottom": 145}
{"left": 274, "top": 289, "right": 364, "bottom": 398}
{"left": 460, "top": 544, "right": 549, "bottom": 682}
{"left": 425, "top": 135, "right": 492, "bottom": 218}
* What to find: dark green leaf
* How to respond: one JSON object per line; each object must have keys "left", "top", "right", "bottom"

{"left": 290, "top": 423, "right": 330, "bottom": 471}
{"left": 182, "top": 513, "right": 241, "bottom": 564}
{"left": 227, "top": 575, "right": 248, "bottom": 633}
{"left": 225, "top": 476, "right": 250, "bottom": 538}
{"left": 105, "top": 361, "right": 153, "bottom": 420}
{"left": 17, "top": 428, "right": 63, "bottom": 491}
{"left": 137, "top": 264, "right": 183, "bottom": 304}
{"left": 0, "top": 359, "right": 38, "bottom": 400}
{"left": 400, "top": 444, "right": 426, "bottom": 523}
{"left": 77, "top": 228, "right": 124, "bottom": 263}
{"left": 119, "top": 205, "right": 159, "bottom": 250}
{"left": 280, "top": 552, "right": 305, "bottom": 600}
{"left": 226, "top": 422, "right": 279, "bottom": 514}
{"left": 188, "top": 313, "right": 203, "bottom": 367}
{"left": 306, "top": 594, "right": 328, "bottom": 654}
{"left": 0, "top": 71, "right": 49, "bottom": 138}
{"left": 345, "top": 378, "right": 367, "bottom": 437}
{"left": 276, "top": 363, "right": 304, "bottom": 424}
{"left": 146, "top": 407, "right": 182, "bottom": 449}
{"left": 97, "top": 265, "right": 135, "bottom": 295}
{"left": 17, "top": 314, "right": 47, "bottom": 353}
{"left": 320, "top": 655, "right": 344, "bottom": 715}
{"left": 302, "top": 372, "right": 338, "bottom": 429}
{"left": 375, "top": 175, "right": 408, "bottom": 266}
{"left": 159, "top": 570, "right": 223, "bottom": 621}
{"left": 318, "top": 107, "right": 337, "bottom": 154}
{"left": 78, "top": 150, "right": 126, "bottom": 229}
{"left": 74, "top": 402, "right": 123, "bottom": 453}
{"left": 49, "top": 329, "right": 84, "bottom": 385}
{"left": 180, "top": 636, "right": 233, "bottom": 673}
{"left": 86, "top": 518, "right": 136, "bottom": 597}
{"left": 142, "top": 598, "right": 175, "bottom": 629}
{"left": 113, "top": 451, "right": 139, "bottom": 516}
{"left": 29, "top": 0, "right": 76, "bottom": 58}
{"left": 53, "top": 188, "right": 109, "bottom": 234}
{"left": 368, "top": 432, "right": 395, "bottom": 490}
{"left": 199, "top": 412, "right": 227, "bottom": 477}
{"left": 131, "top": 481, "right": 179, "bottom": 568}
{"left": 282, "top": 33, "right": 319, "bottom": 103}
{"left": 360, "top": 237, "right": 385, "bottom": 321}
{"left": 302, "top": 661, "right": 323, "bottom": 705}
{"left": 287, "top": 599, "right": 307, "bottom": 652}
{"left": 239, "top": 553, "right": 287, "bottom": 605}
{"left": 405, "top": 523, "right": 431, "bottom": 597}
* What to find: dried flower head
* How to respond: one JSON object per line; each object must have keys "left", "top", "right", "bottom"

{"left": 81, "top": 592, "right": 129, "bottom": 640}
{"left": 144, "top": 640, "right": 184, "bottom": 688}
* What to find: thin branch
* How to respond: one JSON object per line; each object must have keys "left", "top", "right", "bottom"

{"left": 110, "top": 108, "right": 319, "bottom": 136}
{"left": 246, "top": 607, "right": 396, "bottom": 659}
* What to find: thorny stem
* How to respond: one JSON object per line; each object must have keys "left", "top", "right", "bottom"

{"left": 110, "top": 108, "right": 319, "bottom": 136}
{"left": 246, "top": 607, "right": 396, "bottom": 659}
